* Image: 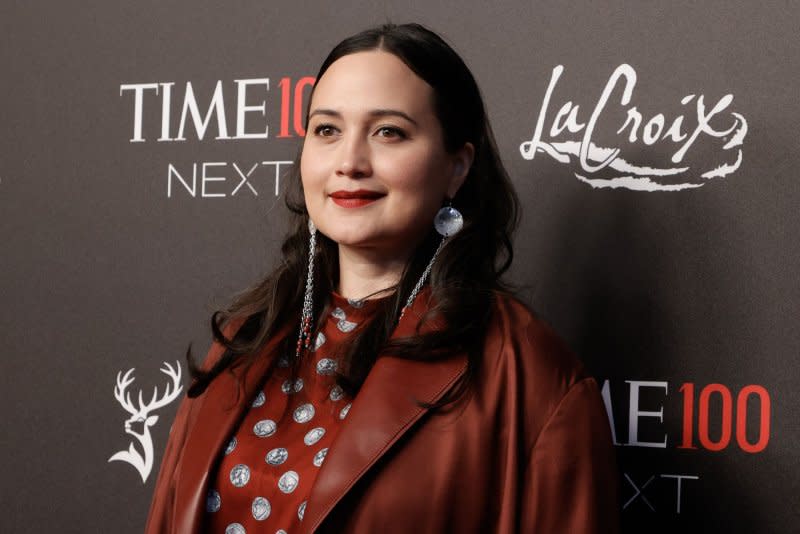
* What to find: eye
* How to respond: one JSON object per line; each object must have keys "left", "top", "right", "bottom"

{"left": 313, "top": 124, "right": 338, "bottom": 137}
{"left": 375, "top": 126, "right": 407, "bottom": 139}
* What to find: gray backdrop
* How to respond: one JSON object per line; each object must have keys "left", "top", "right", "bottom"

{"left": 2, "top": 1, "right": 797, "bottom": 532}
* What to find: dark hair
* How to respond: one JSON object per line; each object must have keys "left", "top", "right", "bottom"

{"left": 187, "top": 23, "right": 519, "bottom": 407}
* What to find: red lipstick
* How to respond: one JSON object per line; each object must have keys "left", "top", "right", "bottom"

{"left": 329, "top": 189, "right": 385, "bottom": 208}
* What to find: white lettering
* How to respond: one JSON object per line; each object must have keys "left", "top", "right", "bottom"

{"left": 167, "top": 163, "right": 196, "bottom": 197}
{"left": 120, "top": 83, "right": 159, "bottom": 142}
{"left": 262, "top": 160, "right": 294, "bottom": 196}
{"left": 234, "top": 78, "right": 270, "bottom": 139}
{"left": 201, "top": 162, "right": 227, "bottom": 197}
{"left": 672, "top": 94, "right": 737, "bottom": 163}
{"left": 617, "top": 107, "right": 643, "bottom": 142}
{"left": 519, "top": 65, "right": 748, "bottom": 191}
{"left": 600, "top": 379, "right": 620, "bottom": 446}
{"left": 231, "top": 163, "right": 259, "bottom": 196}
{"left": 158, "top": 82, "right": 174, "bottom": 141}
{"left": 642, "top": 113, "right": 665, "bottom": 145}
{"left": 627, "top": 380, "right": 668, "bottom": 448}
{"left": 166, "top": 160, "right": 292, "bottom": 198}
{"left": 519, "top": 65, "right": 564, "bottom": 162}
{"left": 550, "top": 101, "right": 585, "bottom": 137}
{"left": 176, "top": 81, "right": 229, "bottom": 141}
{"left": 661, "top": 474, "right": 699, "bottom": 514}
{"left": 580, "top": 64, "right": 637, "bottom": 172}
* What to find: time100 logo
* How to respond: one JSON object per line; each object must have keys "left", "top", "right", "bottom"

{"left": 120, "top": 77, "right": 316, "bottom": 143}
{"left": 602, "top": 380, "right": 770, "bottom": 453}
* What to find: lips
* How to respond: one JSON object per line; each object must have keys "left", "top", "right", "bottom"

{"left": 329, "top": 189, "right": 385, "bottom": 208}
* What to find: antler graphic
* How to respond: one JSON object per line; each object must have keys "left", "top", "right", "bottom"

{"left": 109, "top": 361, "right": 183, "bottom": 483}
{"left": 114, "top": 362, "right": 182, "bottom": 416}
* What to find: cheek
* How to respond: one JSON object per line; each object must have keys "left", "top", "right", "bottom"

{"left": 381, "top": 146, "right": 446, "bottom": 186}
{"left": 300, "top": 151, "right": 324, "bottom": 196}
{"left": 299, "top": 150, "right": 312, "bottom": 187}
{"left": 385, "top": 155, "right": 450, "bottom": 205}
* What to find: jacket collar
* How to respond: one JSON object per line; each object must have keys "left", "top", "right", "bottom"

{"left": 301, "top": 349, "right": 467, "bottom": 533}
{"left": 173, "top": 331, "right": 283, "bottom": 533}
{"left": 302, "top": 291, "right": 467, "bottom": 532}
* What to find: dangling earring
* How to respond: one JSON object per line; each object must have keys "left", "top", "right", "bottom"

{"left": 296, "top": 219, "right": 317, "bottom": 359}
{"left": 400, "top": 201, "right": 464, "bottom": 319}
{"left": 433, "top": 203, "right": 464, "bottom": 237}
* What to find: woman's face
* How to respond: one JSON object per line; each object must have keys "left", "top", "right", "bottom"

{"left": 301, "top": 50, "right": 472, "bottom": 262}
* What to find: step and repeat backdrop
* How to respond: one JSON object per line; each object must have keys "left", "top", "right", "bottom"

{"left": 2, "top": 1, "right": 797, "bottom": 532}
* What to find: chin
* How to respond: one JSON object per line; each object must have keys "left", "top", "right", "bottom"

{"left": 330, "top": 235, "right": 382, "bottom": 249}
{"left": 316, "top": 225, "right": 376, "bottom": 247}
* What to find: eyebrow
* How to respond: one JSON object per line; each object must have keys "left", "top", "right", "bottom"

{"left": 308, "top": 108, "right": 418, "bottom": 126}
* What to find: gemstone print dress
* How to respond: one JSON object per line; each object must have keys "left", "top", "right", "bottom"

{"left": 204, "top": 293, "right": 374, "bottom": 534}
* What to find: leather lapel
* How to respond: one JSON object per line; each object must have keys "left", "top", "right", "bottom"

{"left": 172, "top": 334, "right": 284, "bottom": 533}
{"left": 302, "top": 302, "right": 468, "bottom": 533}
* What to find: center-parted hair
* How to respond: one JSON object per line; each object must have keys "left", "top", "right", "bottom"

{"left": 188, "top": 23, "right": 520, "bottom": 406}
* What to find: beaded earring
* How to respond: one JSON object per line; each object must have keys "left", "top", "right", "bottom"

{"left": 295, "top": 219, "right": 317, "bottom": 360}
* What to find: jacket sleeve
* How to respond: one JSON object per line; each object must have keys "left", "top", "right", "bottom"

{"left": 520, "top": 377, "right": 620, "bottom": 533}
{"left": 144, "top": 321, "right": 243, "bottom": 533}
{"left": 144, "top": 385, "right": 196, "bottom": 533}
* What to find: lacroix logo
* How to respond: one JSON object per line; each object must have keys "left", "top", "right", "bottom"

{"left": 520, "top": 64, "right": 748, "bottom": 191}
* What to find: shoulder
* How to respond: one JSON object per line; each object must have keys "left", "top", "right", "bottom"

{"left": 482, "top": 292, "right": 597, "bottom": 438}
{"left": 486, "top": 292, "right": 587, "bottom": 386}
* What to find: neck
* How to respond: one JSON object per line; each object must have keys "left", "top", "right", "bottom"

{"left": 336, "top": 245, "right": 409, "bottom": 301}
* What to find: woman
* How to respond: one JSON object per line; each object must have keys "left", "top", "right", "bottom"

{"left": 146, "top": 23, "right": 618, "bottom": 533}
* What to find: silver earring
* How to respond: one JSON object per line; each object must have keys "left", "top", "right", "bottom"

{"left": 296, "top": 219, "right": 317, "bottom": 359}
{"left": 400, "top": 202, "right": 464, "bottom": 319}
{"left": 433, "top": 203, "right": 463, "bottom": 237}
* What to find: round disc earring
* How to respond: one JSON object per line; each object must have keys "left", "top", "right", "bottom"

{"left": 433, "top": 204, "right": 463, "bottom": 237}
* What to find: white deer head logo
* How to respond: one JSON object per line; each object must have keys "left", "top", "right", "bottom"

{"left": 108, "top": 361, "right": 183, "bottom": 483}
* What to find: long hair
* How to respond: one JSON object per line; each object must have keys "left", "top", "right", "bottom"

{"left": 187, "top": 23, "right": 519, "bottom": 406}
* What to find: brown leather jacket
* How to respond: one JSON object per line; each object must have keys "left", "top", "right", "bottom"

{"left": 145, "top": 294, "right": 619, "bottom": 533}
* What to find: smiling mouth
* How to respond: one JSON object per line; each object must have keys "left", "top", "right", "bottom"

{"left": 329, "top": 190, "right": 386, "bottom": 208}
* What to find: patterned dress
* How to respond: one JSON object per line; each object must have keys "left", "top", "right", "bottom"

{"left": 204, "top": 293, "right": 375, "bottom": 534}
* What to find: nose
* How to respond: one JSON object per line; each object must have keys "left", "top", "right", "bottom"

{"left": 336, "top": 134, "right": 372, "bottom": 178}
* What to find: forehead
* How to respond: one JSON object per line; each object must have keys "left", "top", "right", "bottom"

{"left": 310, "top": 51, "right": 435, "bottom": 115}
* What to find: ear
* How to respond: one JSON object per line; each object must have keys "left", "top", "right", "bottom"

{"left": 146, "top": 415, "right": 159, "bottom": 427}
{"left": 446, "top": 142, "right": 475, "bottom": 199}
